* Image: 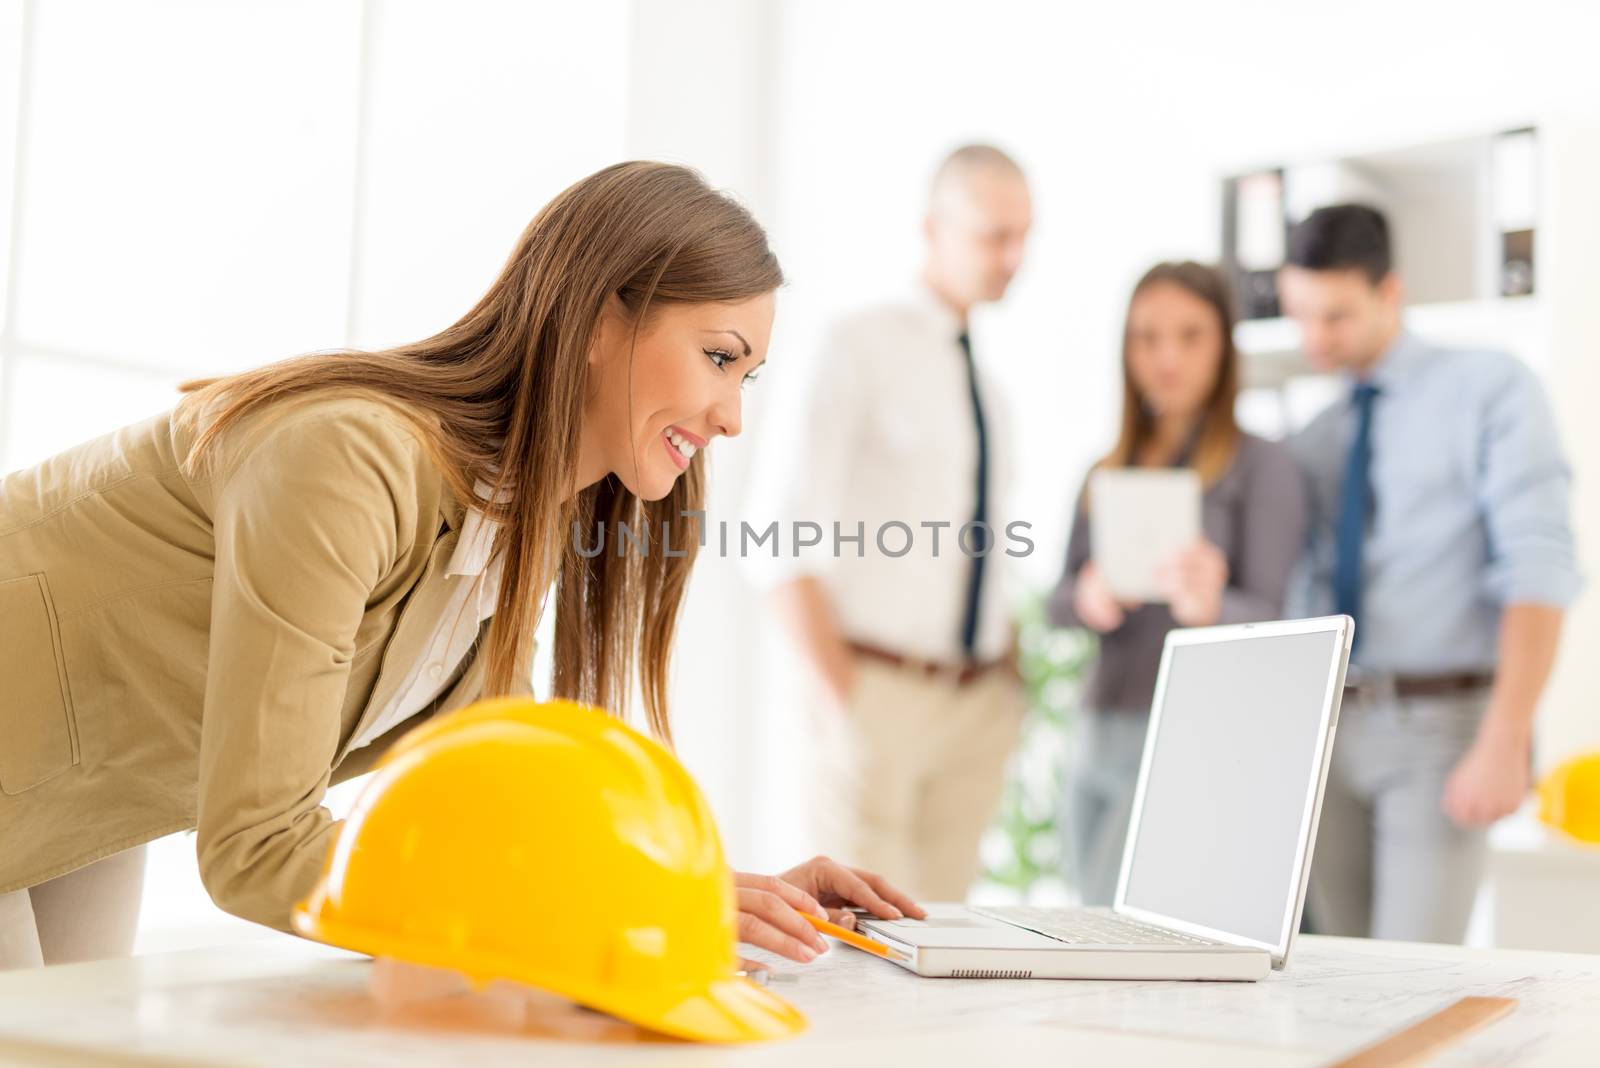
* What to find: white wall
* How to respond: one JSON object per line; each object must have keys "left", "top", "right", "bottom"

{"left": 1, "top": 0, "right": 1597, "bottom": 940}
{"left": 1533, "top": 117, "right": 1600, "bottom": 769}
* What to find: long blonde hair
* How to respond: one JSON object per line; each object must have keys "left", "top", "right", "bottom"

{"left": 178, "top": 161, "right": 783, "bottom": 742}
{"left": 1100, "top": 261, "right": 1241, "bottom": 487}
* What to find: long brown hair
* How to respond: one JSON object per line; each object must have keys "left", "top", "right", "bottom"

{"left": 1100, "top": 261, "right": 1241, "bottom": 487}
{"left": 177, "top": 161, "right": 783, "bottom": 743}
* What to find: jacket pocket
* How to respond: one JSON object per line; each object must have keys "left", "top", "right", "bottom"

{"left": 0, "top": 573, "right": 80, "bottom": 794}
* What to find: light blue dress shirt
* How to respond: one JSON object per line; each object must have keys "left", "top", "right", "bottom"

{"left": 1289, "top": 332, "right": 1581, "bottom": 672}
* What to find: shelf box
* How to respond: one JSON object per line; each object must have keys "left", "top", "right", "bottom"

{"left": 1223, "top": 129, "right": 1540, "bottom": 321}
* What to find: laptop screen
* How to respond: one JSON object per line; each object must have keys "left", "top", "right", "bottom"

{"left": 1118, "top": 625, "right": 1344, "bottom": 952}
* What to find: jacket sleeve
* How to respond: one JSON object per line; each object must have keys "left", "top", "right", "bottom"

{"left": 195, "top": 407, "right": 423, "bottom": 931}
{"left": 325, "top": 619, "right": 519, "bottom": 787}
{"left": 1218, "top": 442, "right": 1310, "bottom": 624}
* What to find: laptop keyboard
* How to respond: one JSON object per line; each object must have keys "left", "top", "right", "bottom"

{"left": 971, "top": 906, "right": 1221, "bottom": 947}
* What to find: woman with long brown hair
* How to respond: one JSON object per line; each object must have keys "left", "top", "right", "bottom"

{"left": 0, "top": 161, "right": 921, "bottom": 970}
{"left": 1048, "top": 261, "right": 1308, "bottom": 905}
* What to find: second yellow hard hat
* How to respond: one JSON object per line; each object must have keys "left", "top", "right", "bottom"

{"left": 1538, "top": 751, "right": 1600, "bottom": 845}
{"left": 292, "top": 697, "right": 806, "bottom": 1044}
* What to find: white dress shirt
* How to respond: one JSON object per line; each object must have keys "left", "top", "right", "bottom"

{"left": 349, "top": 507, "right": 504, "bottom": 750}
{"left": 743, "top": 286, "right": 1016, "bottom": 663}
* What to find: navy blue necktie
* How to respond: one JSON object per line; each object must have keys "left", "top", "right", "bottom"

{"left": 1334, "top": 383, "right": 1381, "bottom": 637}
{"left": 957, "top": 331, "right": 989, "bottom": 658}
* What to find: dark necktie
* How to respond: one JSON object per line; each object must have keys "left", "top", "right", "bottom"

{"left": 1334, "top": 383, "right": 1381, "bottom": 639}
{"left": 957, "top": 331, "right": 989, "bottom": 658}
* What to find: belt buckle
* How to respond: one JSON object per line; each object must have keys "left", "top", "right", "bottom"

{"left": 926, "top": 656, "right": 966, "bottom": 688}
{"left": 1345, "top": 670, "right": 1397, "bottom": 705}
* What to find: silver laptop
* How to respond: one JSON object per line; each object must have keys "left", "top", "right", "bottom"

{"left": 857, "top": 615, "right": 1353, "bottom": 981}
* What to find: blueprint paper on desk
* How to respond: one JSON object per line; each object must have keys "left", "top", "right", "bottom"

{"left": 742, "top": 937, "right": 1600, "bottom": 1066}
{"left": 0, "top": 938, "right": 1598, "bottom": 1066}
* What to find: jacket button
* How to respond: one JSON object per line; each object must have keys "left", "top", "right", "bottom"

{"left": 428, "top": 662, "right": 443, "bottom": 680}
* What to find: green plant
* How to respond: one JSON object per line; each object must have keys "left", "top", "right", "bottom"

{"left": 979, "top": 590, "right": 1092, "bottom": 899}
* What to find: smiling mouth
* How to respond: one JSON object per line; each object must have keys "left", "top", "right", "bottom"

{"left": 663, "top": 427, "right": 699, "bottom": 471}
{"left": 665, "top": 427, "right": 700, "bottom": 459}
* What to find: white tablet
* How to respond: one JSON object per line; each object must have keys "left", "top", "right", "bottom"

{"left": 1087, "top": 468, "right": 1202, "bottom": 603}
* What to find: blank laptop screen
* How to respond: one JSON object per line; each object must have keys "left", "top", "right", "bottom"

{"left": 1119, "top": 629, "right": 1340, "bottom": 948}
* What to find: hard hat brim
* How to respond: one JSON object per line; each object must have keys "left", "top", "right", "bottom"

{"left": 645, "top": 974, "right": 809, "bottom": 1044}
{"left": 292, "top": 904, "right": 806, "bottom": 1044}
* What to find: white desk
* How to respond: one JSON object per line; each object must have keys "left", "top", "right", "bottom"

{"left": 1488, "top": 810, "right": 1600, "bottom": 953}
{"left": 0, "top": 935, "right": 1597, "bottom": 1067}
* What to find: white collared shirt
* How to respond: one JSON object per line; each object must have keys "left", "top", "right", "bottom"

{"left": 742, "top": 286, "right": 1015, "bottom": 662}
{"left": 349, "top": 506, "right": 503, "bottom": 750}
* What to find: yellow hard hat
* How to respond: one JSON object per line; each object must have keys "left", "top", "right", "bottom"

{"left": 292, "top": 697, "right": 806, "bottom": 1044}
{"left": 1538, "top": 752, "right": 1600, "bottom": 845}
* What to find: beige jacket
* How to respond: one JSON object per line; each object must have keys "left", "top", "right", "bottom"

{"left": 0, "top": 393, "right": 521, "bottom": 930}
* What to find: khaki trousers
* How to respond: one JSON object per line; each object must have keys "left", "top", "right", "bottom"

{"left": 0, "top": 845, "right": 146, "bottom": 969}
{"left": 812, "top": 658, "right": 1025, "bottom": 902}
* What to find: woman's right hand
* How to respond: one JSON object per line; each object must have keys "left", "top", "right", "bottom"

{"left": 734, "top": 872, "right": 832, "bottom": 964}
{"left": 733, "top": 860, "right": 923, "bottom": 967}
{"left": 1074, "top": 561, "right": 1127, "bottom": 633}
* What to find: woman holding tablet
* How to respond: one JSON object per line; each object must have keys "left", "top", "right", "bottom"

{"left": 1049, "top": 261, "right": 1308, "bottom": 904}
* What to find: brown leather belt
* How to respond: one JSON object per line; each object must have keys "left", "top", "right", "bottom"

{"left": 847, "top": 640, "right": 1011, "bottom": 687}
{"left": 1345, "top": 671, "right": 1495, "bottom": 700}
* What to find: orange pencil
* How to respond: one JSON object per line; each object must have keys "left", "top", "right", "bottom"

{"left": 802, "top": 912, "right": 908, "bottom": 961}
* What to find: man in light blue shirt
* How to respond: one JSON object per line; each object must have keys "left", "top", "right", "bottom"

{"left": 1281, "top": 204, "right": 1580, "bottom": 943}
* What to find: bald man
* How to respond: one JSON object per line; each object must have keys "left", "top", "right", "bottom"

{"left": 747, "top": 145, "right": 1033, "bottom": 901}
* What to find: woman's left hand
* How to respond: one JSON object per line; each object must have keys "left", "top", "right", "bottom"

{"left": 777, "top": 855, "right": 926, "bottom": 929}
{"left": 1157, "top": 539, "right": 1229, "bottom": 627}
{"left": 733, "top": 857, "right": 925, "bottom": 966}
